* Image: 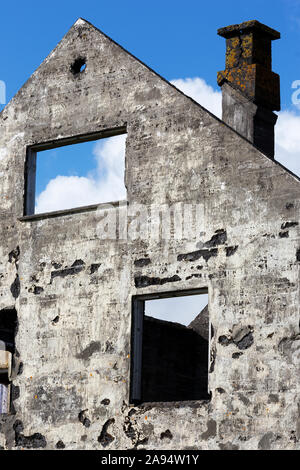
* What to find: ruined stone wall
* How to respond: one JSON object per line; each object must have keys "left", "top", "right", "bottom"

{"left": 142, "top": 316, "right": 209, "bottom": 403}
{"left": 0, "top": 19, "right": 299, "bottom": 450}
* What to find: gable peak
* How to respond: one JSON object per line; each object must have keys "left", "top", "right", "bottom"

{"left": 73, "top": 17, "right": 90, "bottom": 27}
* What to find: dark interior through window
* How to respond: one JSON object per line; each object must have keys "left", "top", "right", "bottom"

{"left": 0, "top": 308, "right": 17, "bottom": 414}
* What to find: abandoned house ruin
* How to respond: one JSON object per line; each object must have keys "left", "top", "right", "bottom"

{"left": 0, "top": 18, "right": 300, "bottom": 450}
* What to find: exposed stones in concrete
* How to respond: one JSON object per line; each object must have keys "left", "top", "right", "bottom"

{"left": 134, "top": 275, "right": 181, "bottom": 288}
{"left": 51, "top": 262, "right": 62, "bottom": 270}
{"left": 231, "top": 326, "right": 250, "bottom": 343}
{"left": 268, "top": 394, "right": 279, "bottom": 404}
{"left": 219, "top": 442, "right": 239, "bottom": 450}
{"left": 177, "top": 249, "right": 218, "bottom": 263}
{"left": 238, "top": 394, "right": 250, "bottom": 406}
{"left": 105, "top": 341, "right": 114, "bottom": 353}
{"left": 281, "top": 222, "right": 298, "bottom": 230}
{"left": 31, "top": 384, "right": 83, "bottom": 426}
{"left": 232, "top": 326, "right": 254, "bottom": 350}
{"left": 123, "top": 414, "right": 149, "bottom": 448}
{"left": 98, "top": 418, "right": 115, "bottom": 448}
{"left": 134, "top": 258, "right": 151, "bottom": 267}
{"left": 235, "top": 333, "right": 254, "bottom": 350}
{"left": 204, "top": 230, "right": 227, "bottom": 248}
{"left": 101, "top": 399, "right": 110, "bottom": 406}
{"left": 78, "top": 410, "right": 91, "bottom": 428}
{"left": 76, "top": 341, "right": 101, "bottom": 361}
{"left": 218, "top": 336, "right": 232, "bottom": 346}
{"left": 226, "top": 246, "right": 239, "bottom": 257}
{"left": 90, "top": 263, "right": 101, "bottom": 274}
{"left": 13, "top": 420, "right": 47, "bottom": 449}
{"left": 209, "top": 347, "right": 216, "bottom": 373}
{"left": 10, "top": 275, "right": 20, "bottom": 299}
{"left": 279, "top": 334, "right": 300, "bottom": 363}
{"left": 279, "top": 231, "right": 289, "bottom": 238}
{"left": 8, "top": 247, "right": 20, "bottom": 264}
{"left": 258, "top": 432, "right": 276, "bottom": 450}
{"left": 56, "top": 440, "right": 65, "bottom": 449}
{"left": 186, "top": 273, "right": 202, "bottom": 280}
{"left": 32, "top": 286, "right": 44, "bottom": 295}
{"left": 160, "top": 429, "right": 173, "bottom": 440}
{"left": 200, "top": 420, "right": 217, "bottom": 440}
{"left": 208, "top": 271, "right": 227, "bottom": 280}
{"left": 51, "top": 260, "right": 85, "bottom": 281}
{"left": 232, "top": 352, "right": 244, "bottom": 359}
{"left": 219, "top": 326, "right": 254, "bottom": 351}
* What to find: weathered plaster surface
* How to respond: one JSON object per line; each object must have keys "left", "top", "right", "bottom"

{"left": 0, "top": 19, "right": 299, "bottom": 450}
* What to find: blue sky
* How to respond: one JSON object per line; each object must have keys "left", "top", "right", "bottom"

{"left": 1, "top": 0, "right": 300, "bottom": 213}
{"left": 1, "top": 0, "right": 299, "bottom": 110}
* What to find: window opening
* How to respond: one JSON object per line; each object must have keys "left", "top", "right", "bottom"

{"left": 0, "top": 308, "right": 17, "bottom": 414}
{"left": 131, "top": 290, "right": 210, "bottom": 404}
{"left": 25, "top": 128, "right": 127, "bottom": 215}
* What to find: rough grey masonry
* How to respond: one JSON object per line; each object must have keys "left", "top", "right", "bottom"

{"left": 0, "top": 18, "right": 299, "bottom": 450}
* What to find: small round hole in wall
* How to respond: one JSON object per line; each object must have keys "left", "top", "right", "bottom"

{"left": 71, "top": 57, "right": 87, "bottom": 75}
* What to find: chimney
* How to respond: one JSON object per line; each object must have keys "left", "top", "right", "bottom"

{"left": 217, "top": 20, "right": 280, "bottom": 158}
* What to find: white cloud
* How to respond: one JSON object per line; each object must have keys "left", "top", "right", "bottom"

{"left": 35, "top": 134, "right": 127, "bottom": 213}
{"left": 36, "top": 77, "right": 300, "bottom": 214}
{"left": 171, "top": 77, "right": 222, "bottom": 118}
{"left": 275, "top": 110, "right": 300, "bottom": 175}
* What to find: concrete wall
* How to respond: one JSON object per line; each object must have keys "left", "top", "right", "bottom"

{"left": 0, "top": 19, "right": 299, "bottom": 450}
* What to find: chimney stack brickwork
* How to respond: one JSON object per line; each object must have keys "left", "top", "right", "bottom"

{"left": 217, "top": 20, "right": 281, "bottom": 158}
